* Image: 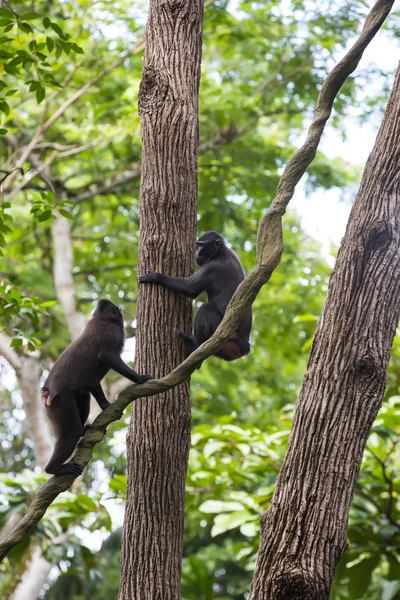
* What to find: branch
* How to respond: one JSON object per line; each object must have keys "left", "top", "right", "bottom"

{"left": 0, "top": 331, "right": 21, "bottom": 372}
{"left": 72, "top": 168, "right": 141, "bottom": 204}
{"left": 4, "top": 38, "right": 145, "bottom": 192}
{"left": 0, "top": 0, "right": 393, "bottom": 562}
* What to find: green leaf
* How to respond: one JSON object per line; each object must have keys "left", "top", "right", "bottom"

{"left": 50, "top": 22, "right": 63, "bottom": 37}
{"left": 109, "top": 474, "right": 127, "bottom": 494}
{"left": 29, "top": 81, "right": 40, "bottom": 92}
{"left": 46, "top": 36, "right": 54, "bottom": 53}
{"left": 199, "top": 500, "right": 245, "bottom": 513}
{"left": 35, "top": 87, "right": 45, "bottom": 104}
{"left": 70, "top": 43, "right": 84, "bottom": 54}
{"left": 211, "top": 510, "right": 254, "bottom": 537}
{"left": 37, "top": 210, "right": 52, "bottom": 222}
{"left": 40, "top": 300, "right": 56, "bottom": 308}
{"left": 347, "top": 555, "right": 380, "bottom": 598}
{"left": 59, "top": 209, "right": 73, "bottom": 220}
{"left": 42, "top": 16, "right": 51, "bottom": 29}
{"left": 18, "top": 22, "right": 33, "bottom": 34}
{"left": 21, "top": 12, "right": 41, "bottom": 21}
{"left": 0, "top": 128, "right": 7, "bottom": 135}
{"left": 0, "top": 8, "right": 13, "bottom": 19}
{"left": 10, "top": 338, "right": 23, "bottom": 347}
{"left": 0, "top": 100, "right": 10, "bottom": 116}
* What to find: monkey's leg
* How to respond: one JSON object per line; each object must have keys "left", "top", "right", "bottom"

{"left": 98, "top": 350, "right": 152, "bottom": 384}
{"left": 45, "top": 392, "right": 84, "bottom": 477}
{"left": 90, "top": 383, "right": 110, "bottom": 410}
{"left": 175, "top": 330, "right": 197, "bottom": 353}
{"left": 193, "top": 303, "right": 222, "bottom": 347}
{"left": 214, "top": 330, "right": 251, "bottom": 362}
{"left": 195, "top": 304, "right": 249, "bottom": 361}
{"left": 178, "top": 304, "right": 222, "bottom": 368}
{"left": 77, "top": 391, "right": 91, "bottom": 425}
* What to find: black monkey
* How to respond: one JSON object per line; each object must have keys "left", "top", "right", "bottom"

{"left": 139, "top": 231, "right": 252, "bottom": 362}
{"left": 41, "top": 299, "right": 152, "bottom": 477}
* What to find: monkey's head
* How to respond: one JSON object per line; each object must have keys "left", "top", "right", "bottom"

{"left": 93, "top": 299, "right": 124, "bottom": 326}
{"left": 196, "top": 231, "right": 226, "bottom": 266}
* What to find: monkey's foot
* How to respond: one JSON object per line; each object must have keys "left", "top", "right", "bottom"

{"left": 48, "top": 462, "right": 83, "bottom": 477}
{"left": 135, "top": 374, "right": 153, "bottom": 384}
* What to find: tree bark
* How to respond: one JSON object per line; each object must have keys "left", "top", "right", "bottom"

{"left": 250, "top": 64, "right": 400, "bottom": 600}
{"left": 118, "top": 2, "right": 204, "bottom": 599}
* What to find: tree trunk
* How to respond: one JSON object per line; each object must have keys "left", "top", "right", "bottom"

{"left": 19, "top": 357, "right": 52, "bottom": 470}
{"left": 118, "top": 2, "right": 204, "bottom": 599}
{"left": 250, "top": 64, "right": 400, "bottom": 600}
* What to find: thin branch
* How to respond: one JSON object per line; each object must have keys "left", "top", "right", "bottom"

{"left": 0, "top": 332, "right": 21, "bottom": 372}
{"left": 9, "top": 151, "right": 58, "bottom": 197}
{"left": 74, "top": 264, "right": 135, "bottom": 275}
{"left": 4, "top": 38, "right": 145, "bottom": 192}
{"left": 72, "top": 168, "right": 141, "bottom": 204}
{"left": 0, "top": 167, "right": 24, "bottom": 186}
{"left": 0, "top": 0, "right": 394, "bottom": 562}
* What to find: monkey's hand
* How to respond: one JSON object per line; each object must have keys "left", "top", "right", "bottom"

{"left": 139, "top": 270, "right": 160, "bottom": 284}
{"left": 135, "top": 374, "right": 153, "bottom": 384}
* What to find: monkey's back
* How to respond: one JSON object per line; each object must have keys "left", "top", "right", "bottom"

{"left": 206, "top": 249, "right": 252, "bottom": 337}
{"left": 44, "top": 320, "right": 124, "bottom": 395}
{"left": 207, "top": 250, "right": 245, "bottom": 312}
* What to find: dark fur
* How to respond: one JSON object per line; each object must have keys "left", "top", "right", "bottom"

{"left": 139, "top": 231, "right": 252, "bottom": 362}
{"left": 42, "top": 299, "right": 152, "bottom": 477}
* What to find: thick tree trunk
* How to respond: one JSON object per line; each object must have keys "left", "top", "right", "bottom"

{"left": 250, "top": 65, "right": 400, "bottom": 600}
{"left": 118, "top": 2, "right": 204, "bottom": 599}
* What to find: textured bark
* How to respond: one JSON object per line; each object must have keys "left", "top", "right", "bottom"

{"left": 0, "top": 0, "right": 391, "bottom": 568}
{"left": 118, "top": 2, "right": 204, "bottom": 599}
{"left": 250, "top": 65, "right": 400, "bottom": 600}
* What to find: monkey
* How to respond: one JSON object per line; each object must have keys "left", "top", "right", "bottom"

{"left": 139, "top": 231, "right": 252, "bottom": 362}
{"left": 41, "top": 299, "right": 152, "bottom": 477}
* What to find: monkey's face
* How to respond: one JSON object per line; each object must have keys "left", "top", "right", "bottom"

{"left": 95, "top": 299, "right": 124, "bottom": 326}
{"left": 195, "top": 231, "right": 224, "bottom": 266}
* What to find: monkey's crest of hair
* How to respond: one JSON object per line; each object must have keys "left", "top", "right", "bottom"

{"left": 96, "top": 299, "right": 117, "bottom": 312}
{"left": 93, "top": 299, "right": 123, "bottom": 322}
{"left": 198, "top": 230, "right": 225, "bottom": 243}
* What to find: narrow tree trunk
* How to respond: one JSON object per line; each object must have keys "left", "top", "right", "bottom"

{"left": 19, "top": 357, "right": 52, "bottom": 469}
{"left": 250, "top": 65, "right": 400, "bottom": 600}
{"left": 118, "top": 2, "right": 204, "bottom": 599}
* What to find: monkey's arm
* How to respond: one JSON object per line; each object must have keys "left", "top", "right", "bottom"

{"left": 139, "top": 270, "right": 206, "bottom": 299}
{"left": 98, "top": 351, "right": 152, "bottom": 384}
{"left": 90, "top": 383, "right": 110, "bottom": 410}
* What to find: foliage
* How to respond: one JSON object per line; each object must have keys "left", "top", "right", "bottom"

{"left": 0, "top": 0, "right": 399, "bottom": 598}
{"left": 0, "top": 4, "right": 83, "bottom": 122}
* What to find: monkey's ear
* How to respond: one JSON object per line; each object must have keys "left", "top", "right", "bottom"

{"left": 215, "top": 239, "right": 222, "bottom": 247}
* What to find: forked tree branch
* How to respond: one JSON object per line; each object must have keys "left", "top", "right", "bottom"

{"left": 0, "top": 0, "right": 394, "bottom": 562}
